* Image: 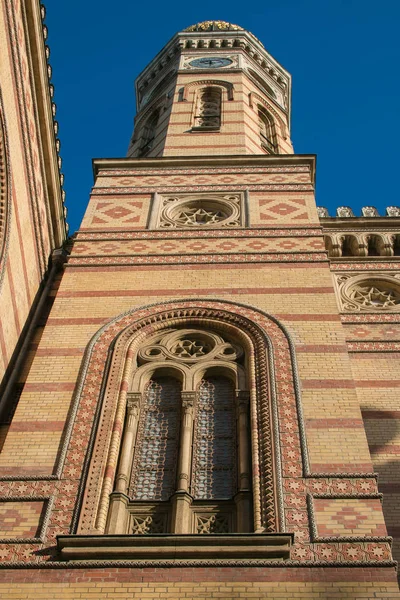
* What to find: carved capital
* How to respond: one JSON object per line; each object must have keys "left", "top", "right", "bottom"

{"left": 235, "top": 390, "right": 250, "bottom": 414}
{"left": 126, "top": 392, "right": 141, "bottom": 418}
{"left": 181, "top": 391, "right": 196, "bottom": 411}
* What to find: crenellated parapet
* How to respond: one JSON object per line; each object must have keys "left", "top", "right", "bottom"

{"left": 318, "top": 206, "right": 400, "bottom": 258}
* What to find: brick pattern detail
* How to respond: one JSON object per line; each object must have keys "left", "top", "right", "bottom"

{"left": 314, "top": 498, "right": 387, "bottom": 537}
{"left": 0, "top": 500, "right": 45, "bottom": 539}
{"left": 259, "top": 197, "right": 308, "bottom": 221}
{"left": 97, "top": 169, "right": 312, "bottom": 188}
{"left": 72, "top": 236, "right": 325, "bottom": 256}
{"left": 82, "top": 198, "right": 145, "bottom": 228}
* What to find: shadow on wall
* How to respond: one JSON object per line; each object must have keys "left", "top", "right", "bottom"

{"left": 361, "top": 404, "right": 400, "bottom": 571}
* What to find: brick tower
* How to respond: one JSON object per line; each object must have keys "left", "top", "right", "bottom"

{"left": 1, "top": 17, "right": 400, "bottom": 600}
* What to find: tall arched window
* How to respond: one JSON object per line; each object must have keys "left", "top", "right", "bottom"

{"left": 258, "top": 107, "right": 277, "bottom": 154}
{"left": 130, "top": 377, "right": 181, "bottom": 502}
{"left": 138, "top": 109, "right": 159, "bottom": 156}
{"left": 192, "top": 376, "right": 236, "bottom": 501}
{"left": 193, "top": 87, "right": 222, "bottom": 129}
{"left": 107, "top": 328, "right": 251, "bottom": 535}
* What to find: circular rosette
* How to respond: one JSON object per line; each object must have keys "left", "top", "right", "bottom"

{"left": 159, "top": 195, "right": 241, "bottom": 228}
{"left": 341, "top": 275, "right": 400, "bottom": 312}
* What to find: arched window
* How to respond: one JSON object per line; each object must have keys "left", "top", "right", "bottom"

{"left": 192, "top": 376, "right": 236, "bottom": 500}
{"left": 138, "top": 109, "right": 159, "bottom": 156}
{"left": 258, "top": 107, "right": 277, "bottom": 154}
{"left": 193, "top": 87, "right": 222, "bottom": 130}
{"left": 129, "top": 376, "right": 181, "bottom": 502}
{"left": 107, "top": 328, "right": 251, "bottom": 535}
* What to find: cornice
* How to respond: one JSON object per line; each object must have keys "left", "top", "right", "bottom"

{"left": 93, "top": 154, "right": 316, "bottom": 184}
{"left": 321, "top": 218, "right": 400, "bottom": 231}
{"left": 134, "top": 29, "right": 291, "bottom": 118}
{"left": 23, "top": 0, "right": 68, "bottom": 243}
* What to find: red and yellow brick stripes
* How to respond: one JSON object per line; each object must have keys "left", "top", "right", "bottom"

{"left": 0, "top": 567, "right": 398, "bottom": 599}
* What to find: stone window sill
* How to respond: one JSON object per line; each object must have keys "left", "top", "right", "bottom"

{"left": 57, "top": 533, "right": 293, "bottom": 562}
{"left": 190, "top": 126, "right": 220, "bottom": 133}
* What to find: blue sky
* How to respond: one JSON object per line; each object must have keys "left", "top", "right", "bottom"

{"left": 46, "top": 1, "right": 400, "bottom": 234}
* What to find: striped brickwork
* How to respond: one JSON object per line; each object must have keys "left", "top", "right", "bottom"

{"left": 156, "top": 69, "right": 293, "bottom": 157}
{"left": 338, "top": 290, "right": 400, "bottom": 569}
{"left": 0, "top": 0, "right": 66, "bottom": 386}
{"left": 0, "top": 567, "right": 399, "bottom": 599}
{"left": 0, "top": 154, "right": 398, "bottom": 599}
{"left": 0, "top": 10, "right": 399, "bottom": 600}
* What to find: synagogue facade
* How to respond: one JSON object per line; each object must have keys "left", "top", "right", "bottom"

{"left": 0, "top": 4, "right": 400, "bottom": 599}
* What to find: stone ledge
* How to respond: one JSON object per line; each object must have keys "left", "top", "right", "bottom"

{"left": 57, "top": 533, "right": 293, "bottom": 562}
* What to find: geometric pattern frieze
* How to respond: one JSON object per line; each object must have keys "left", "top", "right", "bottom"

{"left": 68, "top": 252, "right": 328, "bottom": 267}
{"left": 72, "top": 236, "right": 325, "bottom": 256}
{"left": 344, "top": 324, "right": 400, "bottom": 341}
{"left": 98, "top": 165, "right": 311, "bottom": 178}
{"left": 76, "top": 227, "right": 322, "bottom": 240}
{"left": 97, "top": 171, "right": 312, "bottom": 189}
{"left": 92, "top": 184, "right": 314, "bottom": 196}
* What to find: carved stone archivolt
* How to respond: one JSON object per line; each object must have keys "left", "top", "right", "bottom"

{"left": 336, "top": 274, "right": 400, "bottom": 312}
{"left": 76, "top": 302, "right": 285, "bottom": 540}
{"left": 150, "top": 192, "right": 246, "bottom": 229}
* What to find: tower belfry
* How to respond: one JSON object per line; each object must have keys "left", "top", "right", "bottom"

{"left": 1, "top": 9, "right": 400, "bottom": 599}
{"left": 128, "top": 20, "right": 293, "bottom": 157}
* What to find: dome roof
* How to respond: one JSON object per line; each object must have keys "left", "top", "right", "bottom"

{"left": 184, "top": 21, "right": 244, "bottom": 33}
{"left": 183, "top": 20, "right": 264, "bottom": 47}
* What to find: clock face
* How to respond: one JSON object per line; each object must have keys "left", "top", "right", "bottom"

{"left": 189, "top": 57, "right": 233, "bottom": 68}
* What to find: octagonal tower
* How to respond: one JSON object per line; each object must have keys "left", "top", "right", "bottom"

{"left": 127, "top": 20, "right": 293, "bottom": 157}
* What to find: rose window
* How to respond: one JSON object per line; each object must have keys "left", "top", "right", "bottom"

{"left": 174, "top": 206, "right": 226, "bottom": 226}
{"left": 154, "top": 193, "right": 244, "bottom": 229}
{"left": 349, "top": 285, "right": 400, "bottom": 308}
{"left": 340, "top": 275, "right": 400, "bottom": 312}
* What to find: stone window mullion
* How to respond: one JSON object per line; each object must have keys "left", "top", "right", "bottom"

{"left": 107, "top": 392, "right": 141, "bottom": 534}
{"left": 234, "top": 389, "right": 252, "bottom": 532}
{"left": 170, "top": 389, "right": 196, "bottom": 534}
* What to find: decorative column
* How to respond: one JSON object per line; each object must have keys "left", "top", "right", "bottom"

{"left": 171, "top": 391, "right": 195, "bottom": 533}
{"left": 107, "top": 392, "right": 141, "bottom": 534}
{"left": 235, "top": 390, "right": 252, "bottom": 532}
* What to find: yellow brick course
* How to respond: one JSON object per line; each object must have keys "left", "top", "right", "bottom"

{"left": 307, "top": 428, "right": 372, "bottom": 465}
{"left": 0, "top": 581, "right": 398, "bottom": 599}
